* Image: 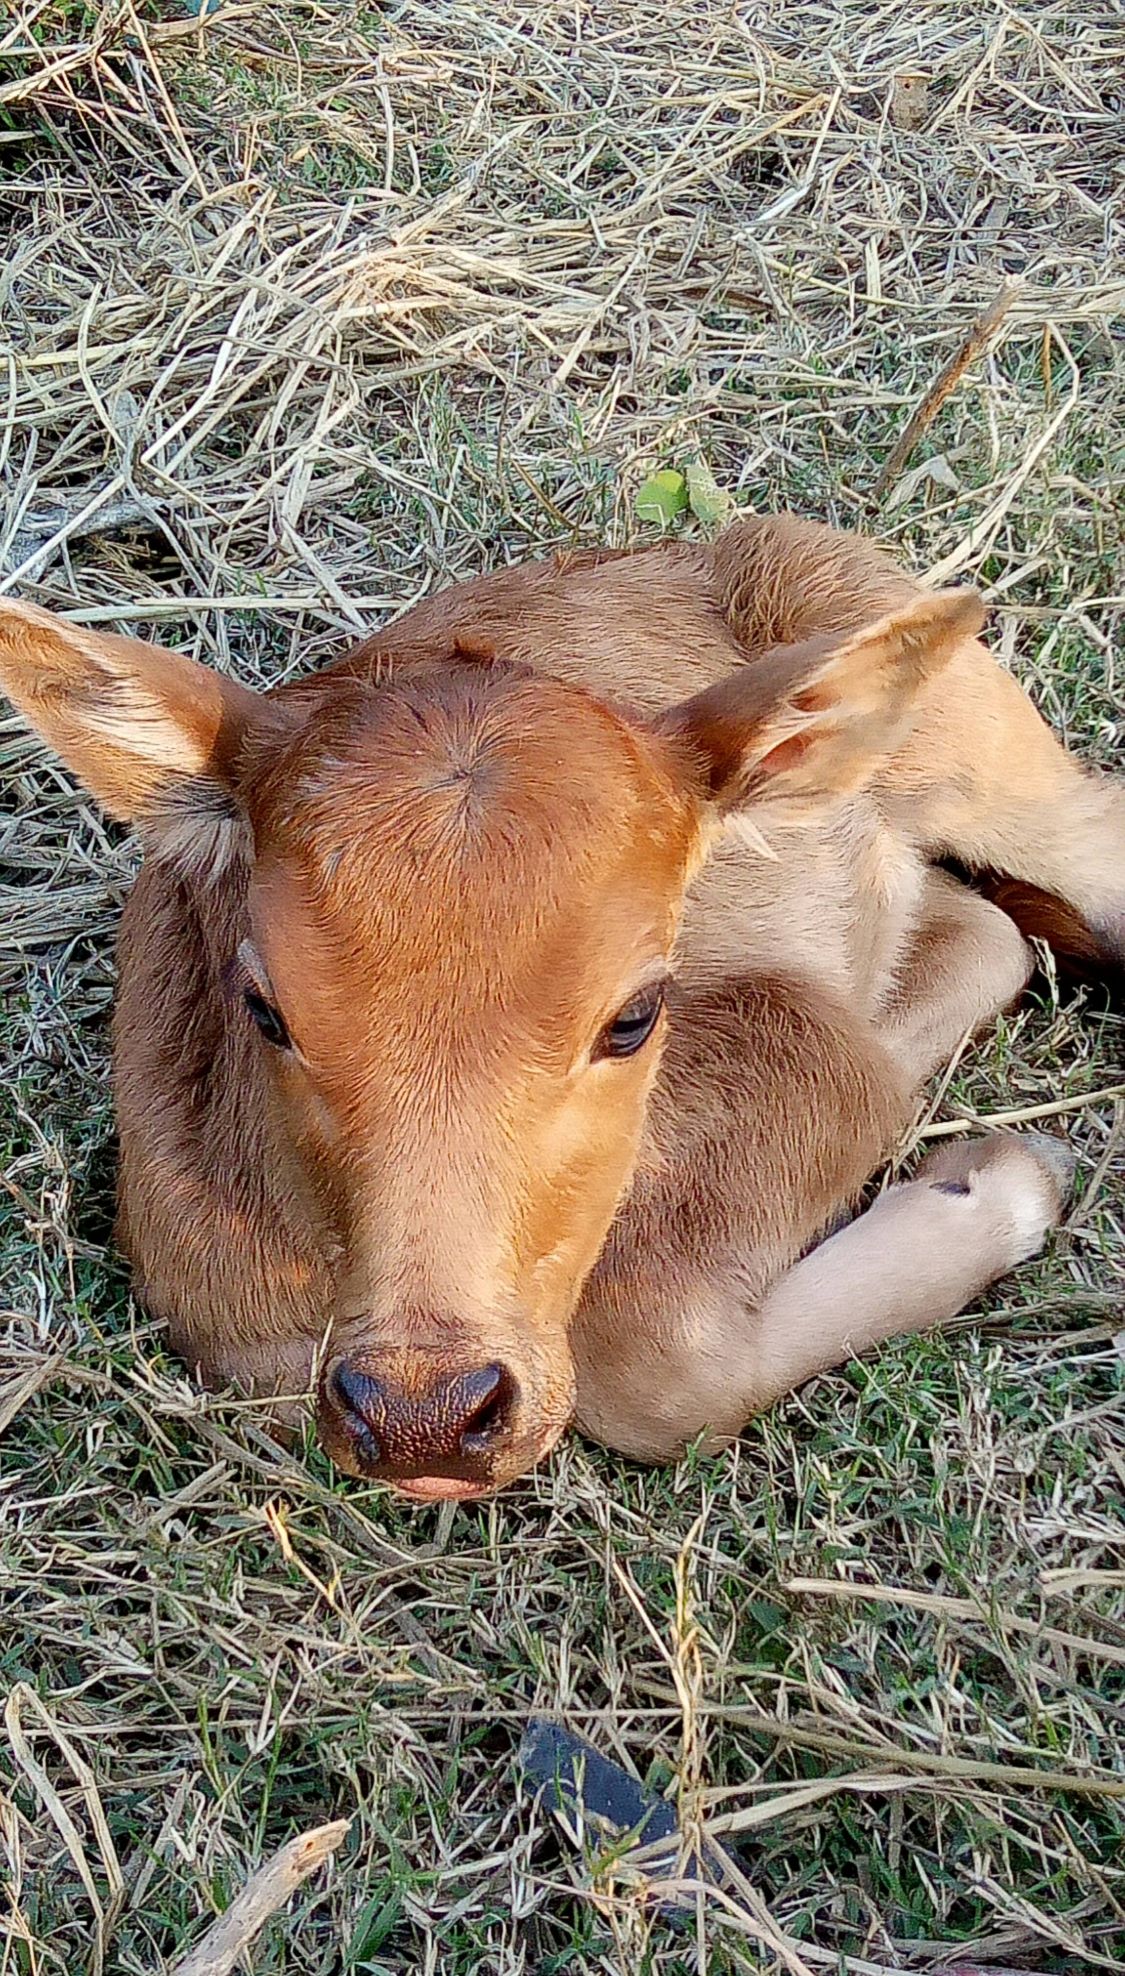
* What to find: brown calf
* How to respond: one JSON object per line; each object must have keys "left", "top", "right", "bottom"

{"left": 2, "top": 516, "right": 1121, "bottom": 1499}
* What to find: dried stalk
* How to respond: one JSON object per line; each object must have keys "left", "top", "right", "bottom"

{"left": 169, "top": 1821, "right": 350, "bottom": 1976}
{"left": 872, "top": 282, "right": 1021, "bottom": 501}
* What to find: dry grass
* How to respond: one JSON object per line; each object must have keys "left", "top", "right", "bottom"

{"left": 1, "top": 3, "right": 1123, "bottom": 1972}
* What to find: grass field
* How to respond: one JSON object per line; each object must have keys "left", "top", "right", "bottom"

{"left": 1, "top": 4, "right": 1123, "bottom": 1972}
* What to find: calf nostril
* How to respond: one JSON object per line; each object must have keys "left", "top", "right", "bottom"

{"left": 459, "top": 1364, "right": 517, "bottom": 1455}
{"left": 329, "top": 1362, "right": 382, "bottom": 1460}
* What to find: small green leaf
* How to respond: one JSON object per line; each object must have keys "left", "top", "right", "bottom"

{"left": 635, "top": 469, "right": 688, "bottom": 526}
{"left": 685, "top": 459, "right": 734, "bottom": 528}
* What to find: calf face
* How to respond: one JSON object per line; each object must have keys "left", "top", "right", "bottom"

{"left": 0, "top": 585, "right": 981, "bottom": 1495}
{"left": 240, "top": 663, "right": 699, "bottom": 1495}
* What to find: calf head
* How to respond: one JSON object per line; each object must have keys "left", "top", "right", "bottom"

{"left": 0, "top": 582, "right": 981, "bottom": 1495}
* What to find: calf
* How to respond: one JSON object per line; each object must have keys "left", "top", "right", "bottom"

{"left": 2, "top": 516, "right": 1121, "bottom": 1498}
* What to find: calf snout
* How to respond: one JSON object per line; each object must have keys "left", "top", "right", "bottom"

{"left": 321, "top": 1354, "right": 519, "bottom": 1492}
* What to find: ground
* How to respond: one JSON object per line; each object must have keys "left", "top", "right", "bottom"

{"left": 1, "top": 4, "right": 1123, "bottom": 1973}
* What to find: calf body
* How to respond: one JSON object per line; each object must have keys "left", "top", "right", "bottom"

{"left": 2, "top": 516, "right": 1121, "bottom": 1496}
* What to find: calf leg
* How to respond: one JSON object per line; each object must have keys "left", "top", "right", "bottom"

{"left": 884, "top": 638, "right": 1125, "bottom": 976}
{"left": 576, "top": 1131, "right": 1072, "bottom": 1462}
{"left": 742, "top": 1130, "right": 1074, "bottom": 1422}
{"left": 877, "top": 868, "right": 1034, "bottom": 1089}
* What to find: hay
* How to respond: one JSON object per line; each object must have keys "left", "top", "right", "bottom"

{"left": 1, "top": 3, "right": 1122, "bottom": 1972}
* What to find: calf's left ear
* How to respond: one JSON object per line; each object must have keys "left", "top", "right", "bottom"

{"left": 657, "top": 588, "right": 985, "bottom": 816}
{"left": 0, "top": 594, "right": 261, "bottom": 864}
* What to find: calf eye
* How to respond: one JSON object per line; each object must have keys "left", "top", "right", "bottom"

{"left": 596, "top": 982, "right": 666, "bottom": 1061}
{"left": 243, "top": 988, "right": 291, "bottom": 1050}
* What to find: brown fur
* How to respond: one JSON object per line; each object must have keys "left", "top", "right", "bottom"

{"left": 974, "top": 875, "right": 1118, "bottom": 978}
{"left": 2, "top": 515, "right": 1121, "bottom": 1497}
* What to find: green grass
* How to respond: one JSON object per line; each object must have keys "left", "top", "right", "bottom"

{"left": 1, "top": 3, "right": 1123, "bottom": 1973}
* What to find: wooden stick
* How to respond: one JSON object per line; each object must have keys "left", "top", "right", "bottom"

{"left": 872, "top": 281, "right": 1020, "bottom": 501}
{"left": 169, "top": 1820, "right": 350, "bottom": 1976}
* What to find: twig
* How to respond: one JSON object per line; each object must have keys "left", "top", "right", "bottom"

{"left": 1, "top": 492, "right": 151, "bottom": 582}
{"left": 925, "top": 324, "right": 1082, "bottom": 585}
{"left": 1041, "top": 1568, "right": 1125, "bottom": 1595}
{"left": 917, "top": 1084, "right": 1125, "bottom": 1138}
{"left": 872, "top": 282, "right": 1020, "bottom": 501}
{"left": 0, "top": 473, "right": 128, "bottom": 593}
{"left": 783, "top": 1576, "right": 1125, "bottom": 1668}
{"left": 143, "top": 3, "right": 261, "bottom": 49}
{"left": 631, "top": 1680, "right": 1125, "bottom": 1799}
{"left": 168, "top": 1820, "right": 350, "bottom": 1976}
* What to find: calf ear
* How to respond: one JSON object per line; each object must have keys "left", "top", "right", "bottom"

{"left": 0, "top": 595, "right": 260, "bottom": 863}
{"left": 659, "top": 589, "right": 984, "bottom": 816}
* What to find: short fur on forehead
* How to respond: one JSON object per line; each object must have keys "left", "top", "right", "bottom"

{"left": 243, "top": 659, "right": 695, "bottom": 908}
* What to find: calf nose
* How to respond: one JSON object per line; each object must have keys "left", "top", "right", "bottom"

{"left": 327, "top": 1358, "right": 517, "bottom": 1483}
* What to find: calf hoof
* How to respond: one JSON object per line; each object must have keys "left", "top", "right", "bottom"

{"left": 918, "top": 1129, "right": 1075, "bottom": 1270}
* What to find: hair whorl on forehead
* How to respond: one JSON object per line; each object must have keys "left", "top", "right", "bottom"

{"left": 244, "top": 659, "right": 693, "bottom": 913}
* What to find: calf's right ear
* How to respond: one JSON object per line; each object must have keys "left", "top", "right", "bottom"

{"left": 0, "top": 595, "right": 261, "bottom": 867}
